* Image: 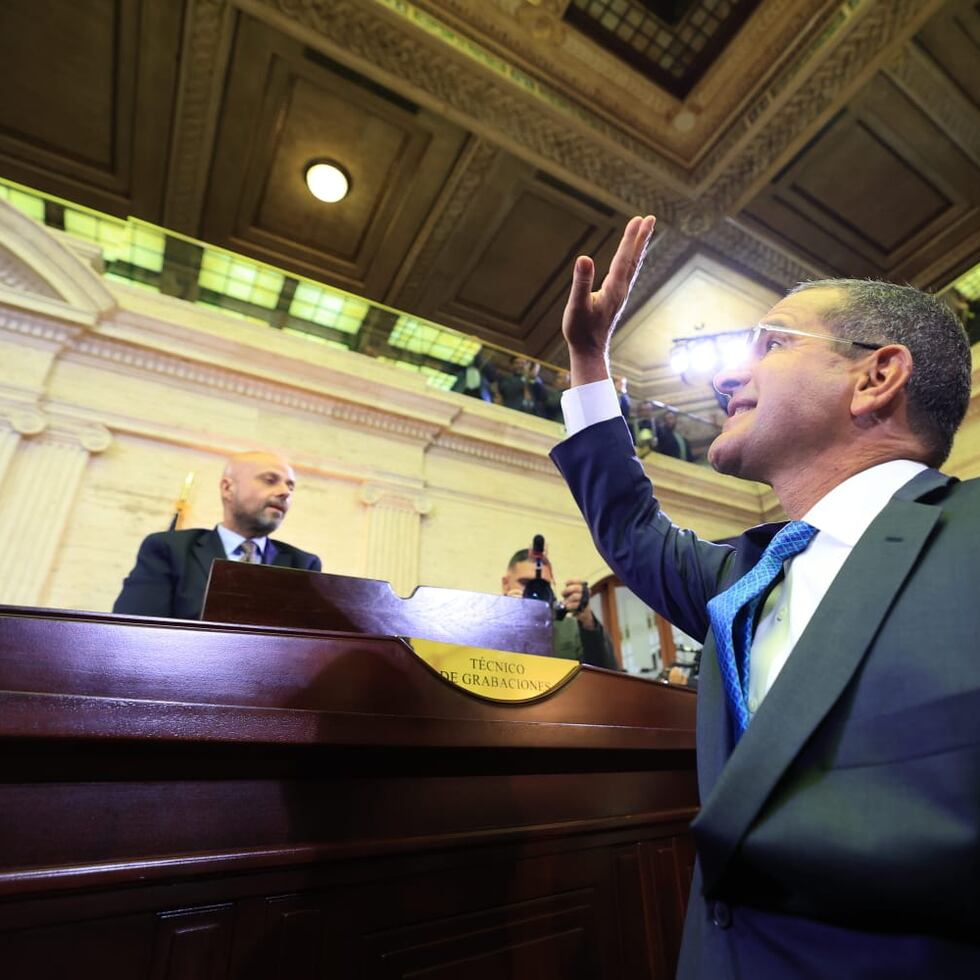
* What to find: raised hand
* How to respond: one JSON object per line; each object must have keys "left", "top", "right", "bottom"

{"left": 561, "top": 215, "right": 656, "bottom": 385}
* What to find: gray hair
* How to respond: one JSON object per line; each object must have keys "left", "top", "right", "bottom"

{"left": 790, "top": 279, "right": 972, "bottom": 466}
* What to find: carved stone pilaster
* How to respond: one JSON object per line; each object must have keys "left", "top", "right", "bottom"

{"left": 359, "top": 483, "right": 432, "bottom": 597}
{"left": 0, "top": 417, "right": 112, "bottom": 606}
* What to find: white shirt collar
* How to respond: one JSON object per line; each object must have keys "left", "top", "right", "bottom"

{"left": 216, "top": 523, "right": 269, "bottom": 559}
{"left": 802, "top": 459, "right": 928, "bottom": 547}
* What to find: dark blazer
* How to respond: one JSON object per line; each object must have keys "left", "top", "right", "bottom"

{"left": 552, "top": 417, "right": 980, "bottom": 978}
{"left": 112, "top": 527, "right": 322, "bottom": 620}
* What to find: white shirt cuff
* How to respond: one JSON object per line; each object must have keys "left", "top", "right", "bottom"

{"left": 561, "top": 379, "right": 622, "bottom": 436}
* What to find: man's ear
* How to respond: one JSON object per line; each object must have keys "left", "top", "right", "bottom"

{"left": 851, "top": 344, "right": 913, "bottom": 420}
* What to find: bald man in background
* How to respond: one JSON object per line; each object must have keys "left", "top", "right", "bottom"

{"left": 113, "top": 451, "right": 321, "bottom": 619}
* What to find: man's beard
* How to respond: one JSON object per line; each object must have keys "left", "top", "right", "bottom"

{"left": 237, "top": 504, "right": 283, "bottom": 535}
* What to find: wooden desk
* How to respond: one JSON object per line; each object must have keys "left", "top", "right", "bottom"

{"left": 0, "top": 606, "right": 697, "bottom": 980}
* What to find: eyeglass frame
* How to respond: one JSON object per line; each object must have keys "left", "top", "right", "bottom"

{"left": 713, "top": 324, "right": 885, "bottom": 398}
{"left": 745, "top": 323, "right": 884, "bottom": 352}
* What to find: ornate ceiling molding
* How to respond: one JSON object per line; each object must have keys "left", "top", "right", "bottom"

{"left": 699, "top": 220, "right": 825, "bottom": 291}
{"left": 163, "top": 0, "right": 235, "bottom": 233}
{"left": 699, "top": 0, "right": 943, "bottom": 214}
{"left": 238, "top": 0, "right": 945, "bottom": 303}
{"left": 255, "top": 0, "right": 687, "bottom": 220}
{"left": 884, "top": 44, "right": 980, "bottom": 166}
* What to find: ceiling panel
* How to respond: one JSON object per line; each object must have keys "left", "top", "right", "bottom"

{"left": 410, "top": 164, "right": 625, "bottom": 354}
{"left": 0, "top": 0, "right": 974, "bottom": 382}
{"left": 740, "top": 69, "right": 980, "bottom": 283}
{"left": 0, "top": 0, "right": 181, "bottom": 218}
{"left": 202, "top": 14, "right": 468, "bottom": 298}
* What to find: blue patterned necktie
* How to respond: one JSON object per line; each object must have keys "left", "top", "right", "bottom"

{"left": 707, "top": 520, "right": 818, "bottom": 740}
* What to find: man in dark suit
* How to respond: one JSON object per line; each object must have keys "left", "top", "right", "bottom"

{"left": 551, "top": 216, "right": 980, "bottom": 977}
{"left": 113, "top": 451, "right": 321, "bottom": 619}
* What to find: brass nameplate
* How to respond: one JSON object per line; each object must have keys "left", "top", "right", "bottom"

{"left": 411, "top": 638, "right": 578, "bottom": 703}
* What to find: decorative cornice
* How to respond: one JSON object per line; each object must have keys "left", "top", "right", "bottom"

{"left": 430, "top": 431, "right": 557, "bottom": 475}
{"left": 164, "top": 0, "right": 234, "bottom": 232}
{"left": 0, "top": 306, "right": 82, "bottom": 347}
{"left": 67, "top": 334, "right": 446, "bottom": 444}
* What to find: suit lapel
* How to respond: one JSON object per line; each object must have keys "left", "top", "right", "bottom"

{"left": 191, "top": 528, "right": 226, "bottom": 578}
{"left": 266, "top": 540, "right": 291, "bottom": 567}
{"left": 694, "top": 475, "right": 949, "bottom": 895}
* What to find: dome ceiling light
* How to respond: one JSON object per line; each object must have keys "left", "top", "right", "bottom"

{"left": 304, "top": 160, "right": 351, "bottom": 203}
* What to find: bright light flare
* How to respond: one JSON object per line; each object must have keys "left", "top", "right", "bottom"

{"left": 716, "top": 332, "right": 751, "bottom": 370}
{"left": 689, "top": 340, "right": 718, "bottom": 374}
{"left": 669, "top": 346, "right": 690, "bottom": 375}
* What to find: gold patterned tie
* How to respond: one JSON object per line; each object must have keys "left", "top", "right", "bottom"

{"left": 239, "top": 539, "right": 261, "bottom": 564}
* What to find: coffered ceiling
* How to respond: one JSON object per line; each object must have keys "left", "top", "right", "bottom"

{"left": 0, "top": 0, "right": 976, "bottom": 407}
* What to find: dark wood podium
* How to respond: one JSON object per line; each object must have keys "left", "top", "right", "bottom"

{"left": 0, "top": 589, "right": 697, "bottom": 979}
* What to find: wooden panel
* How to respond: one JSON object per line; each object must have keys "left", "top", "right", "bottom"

{"left": 0, "top": 607, "right": 697, "bottom": 979}
{"left": 740, "top": 69, "right": 980, "bottom": 284}
{"left": 0, "top": 0, "right": 181, "bottom": 218}
{"left": 149, "top": 905, "right": 235, "bottom": 980}
{"left": 203, "top": 14, "right": 467, "bottom": 297}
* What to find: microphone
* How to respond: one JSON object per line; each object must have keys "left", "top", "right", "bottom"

{"left": 523, "top": 534, "right": 554, "bottom": 604}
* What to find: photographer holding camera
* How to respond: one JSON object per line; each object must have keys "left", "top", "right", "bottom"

{"left": 501, "top": 537, "right": 619, "bottom": 670}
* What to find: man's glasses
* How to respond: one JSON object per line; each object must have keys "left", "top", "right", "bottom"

{"left": 745, "top": 324, "right": 883, "bottom": 352}
{"left": 712, "top": 325, "right": 884, "bottom": 398}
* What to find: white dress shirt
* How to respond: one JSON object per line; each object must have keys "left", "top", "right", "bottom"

{"left": 561, "top": 378, "right": 927, "bottom": 707}
{"left": 215, "top": 523, "right": 269, "bottom": 562}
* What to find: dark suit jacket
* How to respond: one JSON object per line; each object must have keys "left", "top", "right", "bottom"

{"left": 552, "top": 417, "right": 980, "bottom": 978}
{"left": 112, "top": 527, "right": 322, "bottom": 620}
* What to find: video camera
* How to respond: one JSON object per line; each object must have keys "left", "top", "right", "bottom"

{"left": 522, "top": 534, "right": 589, "bottom": 621}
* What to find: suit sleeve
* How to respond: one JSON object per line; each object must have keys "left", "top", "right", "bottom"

{"left": 551, "top": 416, "right": 734, "bottom": 643}
{"left": 112, "top": 534, "right": 177, "bottom": 617}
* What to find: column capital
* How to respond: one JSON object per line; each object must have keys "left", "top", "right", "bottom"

{"left": 359, "top": 482, "right": 432, "bottom": 516}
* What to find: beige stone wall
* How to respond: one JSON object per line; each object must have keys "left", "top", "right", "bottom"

{"left": 18, "top": 199, "right": 976, "bottom": 617}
